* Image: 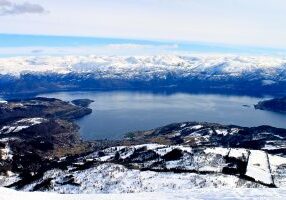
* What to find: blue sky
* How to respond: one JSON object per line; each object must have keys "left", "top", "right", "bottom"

{"left": 0, "top": 0, "right": 286, "bottom": 56}
{"left": 0, "top": 33, "right": 285, "bottom": 57}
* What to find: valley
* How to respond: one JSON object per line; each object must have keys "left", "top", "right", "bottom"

{"left": 0, "top": 97, "right": 285, "bottom": 193}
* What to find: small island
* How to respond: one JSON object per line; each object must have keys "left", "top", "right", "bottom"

{"left": 255, "top": 97, "right": 286, "bottom": 113}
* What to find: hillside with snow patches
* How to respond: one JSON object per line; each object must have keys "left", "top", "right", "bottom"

{"left": 1, "top": 143, "right": 286, "bottom": 192}
{"left": 1, "top": 120, "right": 286, "bottom": 193}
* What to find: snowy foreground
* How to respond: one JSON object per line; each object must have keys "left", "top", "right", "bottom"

{"left": 2, "top": 144, "right": 284, "bottom": 193}
{"left": 0, "top": 187, "right": 286, "bottom": 200}
{"left": 1, "top": 119, "right": 286, "bottom": 198}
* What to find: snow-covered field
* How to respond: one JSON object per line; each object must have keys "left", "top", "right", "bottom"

{"left": 246, "top": 150, "right": 273, "bottom": 185}
{"left": 0, "top": 187, "right": 285, "bottom": 200}
{"left": 21, "top": 163, "right": 262, "bottom": 194}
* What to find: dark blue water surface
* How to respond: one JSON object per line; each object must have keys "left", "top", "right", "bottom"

{"left": 34, "top": 91, "right": 286, "bottom": 140}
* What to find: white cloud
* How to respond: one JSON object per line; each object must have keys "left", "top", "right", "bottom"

{"left": 0, "top": 0, "right": 286, "bottom": 49}
{"left": 0, "top": 0, "right": 11, "bottom": 6}
{"left": 0, "top": 0, "right": 47, "bottom": 15}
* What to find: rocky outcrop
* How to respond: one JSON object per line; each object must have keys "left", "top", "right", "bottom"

{"left": 0, "top": 97, "right": 92, "bottom": 123}
{"left": 71, "top": 99, "right": 94, "bottom": 108}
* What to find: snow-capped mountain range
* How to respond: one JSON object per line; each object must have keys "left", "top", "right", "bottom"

{"left": 0, "top": 55, "right": 286, "bottom": 95}
{"left": 1, "top": 55, "right": 286, "bottom": 78}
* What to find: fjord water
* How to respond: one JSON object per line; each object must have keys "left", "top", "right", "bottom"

{"left": 36, "top": 91, "right": 286, "bottom": 140}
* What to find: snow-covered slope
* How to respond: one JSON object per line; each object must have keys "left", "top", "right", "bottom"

{"left": 0, "top": 55, "right": 285, "bottom": 80}
{"left": 1, "top": 187, "right": 285, "bottom": 200}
